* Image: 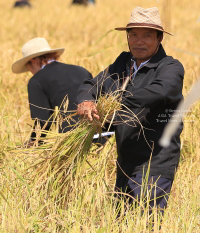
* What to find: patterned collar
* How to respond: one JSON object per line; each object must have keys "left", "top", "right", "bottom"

{"left": 41, "top": 59, "right": 57, "bottom": 69}
{"left": 131, "top": 57, "right": 150, "bottom": 77}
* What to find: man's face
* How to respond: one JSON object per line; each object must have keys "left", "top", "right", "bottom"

{"left": 127, "top": 28, "right": 162, "bottom": 66}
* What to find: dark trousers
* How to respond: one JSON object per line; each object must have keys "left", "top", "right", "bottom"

{"left": 115, "top": 173, "right": 173, "bottom": 215}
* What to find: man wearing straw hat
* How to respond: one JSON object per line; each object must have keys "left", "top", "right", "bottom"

{"left": 77, "top": 7, "right": 184, "bottom": 214}
{"left": 12, "top": 37, "right": 92, "bottom": 144}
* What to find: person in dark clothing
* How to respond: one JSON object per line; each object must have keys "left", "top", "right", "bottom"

{"left": 13, "top": 0, "right": 31, "bottom": 8}
{"left": 71, "top": 0, "right": 95, "bottom": 6}
{"left": 12, "top": 37, "right": 92, "bottom": 144}
{"left": 77, "top": 7, "right": 184, "bottom": 215}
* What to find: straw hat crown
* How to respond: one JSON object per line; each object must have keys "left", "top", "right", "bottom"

{"left": 129, "top": 7, "right": 162, "bottom": 25}
{"left": 12, "top": 38, "right": 65, "bottom": 74}
{"left": 22, "top": 38, "right": 54, "bottom": 57}
{"left": 115, "top": 7, "right": 172, "bottom": 35}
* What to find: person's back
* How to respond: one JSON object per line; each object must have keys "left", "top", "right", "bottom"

{"left": 12, "top": 38, "right": 92, "bottom": 143}
{"left": 28, "top": 61, "right": 92, "bottom": 134}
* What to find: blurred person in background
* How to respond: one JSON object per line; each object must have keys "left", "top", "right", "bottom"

{"left": 13, "top": 0, "right": 31, "bottom": 8}
{"left": 71, "top": 0, "right": 95, "bottom": 6}
{"left": 77, "top": 7, "right": 184, "bottom": 216}
{"left": 12, "top": 38, "right": 92, "bottom": 145}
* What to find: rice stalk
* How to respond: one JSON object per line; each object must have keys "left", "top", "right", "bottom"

{"left": 27, "top": 93, "right": 121, "bottom": 206}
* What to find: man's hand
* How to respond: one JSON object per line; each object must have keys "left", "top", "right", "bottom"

{"left": 77, "top": 101, "right": 100, "bottom": 121}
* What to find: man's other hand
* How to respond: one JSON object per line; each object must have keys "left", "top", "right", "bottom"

{"left": 77, "top": 101, "right": 100, "bottom": 121}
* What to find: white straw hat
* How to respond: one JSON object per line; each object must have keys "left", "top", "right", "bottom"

{"left": 115, "top": 7, "right": 173, "bottom": 36}
{"left": 12, "top": 38, "right": 65, "bottom": 74}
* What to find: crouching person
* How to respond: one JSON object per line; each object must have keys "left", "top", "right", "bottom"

{"left": 12, "top": 37, "right": 92, "bottom": 146}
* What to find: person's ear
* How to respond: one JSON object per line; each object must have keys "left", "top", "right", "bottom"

{"left": 158, "top": 35, "right": 163, "bottom": 44}
{"left": 29, "top": 58, "right": 36, "bottom": 65}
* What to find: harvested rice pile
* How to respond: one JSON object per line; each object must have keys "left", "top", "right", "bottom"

{"left": 22, "top": 93, "right": 122, "bottom": 207}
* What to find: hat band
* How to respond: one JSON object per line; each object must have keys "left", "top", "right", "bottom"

{"left": 126, "top": 23, "right": 164, "bottom": 31}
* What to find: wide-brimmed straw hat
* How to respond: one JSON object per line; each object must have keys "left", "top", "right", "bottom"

{"left": 12, "top": 37, "right": 65, "bottom": 74}
{"left": 115, "top": 7, "right": 173, "bottom": 36}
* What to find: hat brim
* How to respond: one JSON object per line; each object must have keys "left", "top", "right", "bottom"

{"left": 12, "top": 48, "right": 65, "bottom": 74}
{"left": 115, "top": 25, "right": 173, "bottom": 36}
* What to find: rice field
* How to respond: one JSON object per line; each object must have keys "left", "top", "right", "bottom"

{"left": 0, "top": 0, "right": 199, "bottom": 232}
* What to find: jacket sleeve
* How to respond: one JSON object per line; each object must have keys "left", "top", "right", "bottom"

{"left": 28, "top": 78, "right": 52, "bottom": 139}
{"left": 77, "top": 52, "right": 129, "bottom": 104}
{"left": 77, "top": 68, "right": 111, "bottom": 104}
{"left": 123, "top": 60, "right": 184, "bottom": 108}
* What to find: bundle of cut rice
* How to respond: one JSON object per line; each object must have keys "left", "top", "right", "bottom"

{"left": 28, "top": 93, "right": 121, "bottom": 204}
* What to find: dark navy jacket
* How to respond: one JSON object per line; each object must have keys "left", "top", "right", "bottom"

{"left": 77, "top": 45, "right": 184, "bottom": 180}
{"left": 28, "top": 61, "right": 92, "bottom": 139}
